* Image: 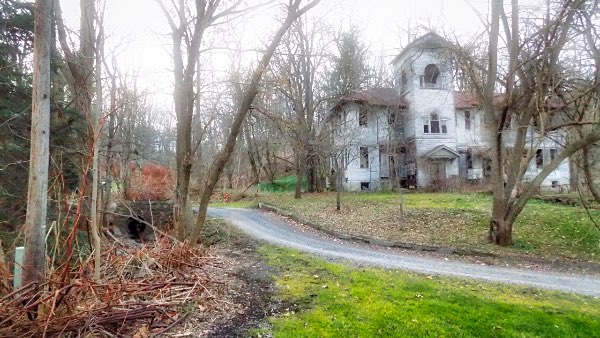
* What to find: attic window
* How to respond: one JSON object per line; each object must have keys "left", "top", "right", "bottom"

{"left": 421, "top": 64, "right": 440, "bottom": 88}
{"left": 359, "top": 109, "right": 367, "bottom": 126}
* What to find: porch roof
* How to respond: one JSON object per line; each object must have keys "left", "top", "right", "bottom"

{"left": 422, "top": 145, "right": 460, "bottom": 160}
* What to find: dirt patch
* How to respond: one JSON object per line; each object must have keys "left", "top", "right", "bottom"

{"left": 170, "top": 233, "right": 276, "bottom": 337}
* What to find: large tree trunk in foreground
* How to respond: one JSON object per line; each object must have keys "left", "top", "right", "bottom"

{"left": 23, "top": 0, "right": 53, "bottom": 288}
{"left": 582, "top": 145, "right": 600, "bottom": 202}
{"left": 191, "top": 0, "right": 321, "bottom": 242}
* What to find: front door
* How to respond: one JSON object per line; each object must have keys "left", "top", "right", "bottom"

{"left": 431, "top": 162, "right": 446, "bottom": 186}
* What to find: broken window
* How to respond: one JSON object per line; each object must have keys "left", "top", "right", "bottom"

{"left": 549, "top": 148, "right": 557, "bottom": 162}
{"left": 421, "top": 64, "right": 440, "bottom": 88}
{"left": 465, "top": 111, "right": 471, "bottom": 130}
{"left": 466, "top": 149, "right": 473, "bottom": 169}
{"left": 536, "top": 149, "right": 543, "bottom": 169}
{"left": 360, "top": 182, "right": 370, "bottom": 190}
{"left": 359, "top": 109, "right": 367, "bottom": 126}
{"left": 441, "top": 118, "right": 448, "bottom": 133}
{"left": 430, "top": 113, "right": 440, "bottom": 133}
{"left": 360, "top": 147, "right": 369, "bottom": 169}
{"left": 388, "top": 110, "right": 396, "bottom": 126}
{"left": 423, "top": 112, "right": 447, "bottom": 134}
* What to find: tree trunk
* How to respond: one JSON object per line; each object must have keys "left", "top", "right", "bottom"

{"left": 23, "top": 0, "right": 53, "bottom": 288}
{"left": 190, "top": 0, "right": 321, "bottom": 242}
{"left": 336, "top": 162, "right": 342, "bottom": 211}
{"left": 90, "top": 17, "right": 103, "bottom": 281}
{"left": 582, "top": 145, "right": 600, "bottom": 202}
{"left": 294, "top": 154, "right": 304, "bottom": 199}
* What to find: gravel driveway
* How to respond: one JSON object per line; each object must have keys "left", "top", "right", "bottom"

{"left": 208, "top": 207, "right": 600, "bottom": 297}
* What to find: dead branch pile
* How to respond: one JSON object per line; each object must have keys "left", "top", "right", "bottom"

{"left": 0, "top": 237, "right": 215, "bottom": 337}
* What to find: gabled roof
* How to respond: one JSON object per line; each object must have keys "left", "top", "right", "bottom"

{"left": 454, "top": 91, "right": 481, "bottom": 109}
{"left": 454, "top": 91, "right": 506, "bottom": 109}
{"left": 332, "top": 88, "right": 407, "bottom": 111}
{"left": 392, "top": 32, "right": 454, "bottom": 65}
{"left": 422, "top": 145, "right": 460, "bottom": 159}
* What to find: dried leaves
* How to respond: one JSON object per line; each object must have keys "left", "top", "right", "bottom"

{"left": 0, "top": 237, "right": 214, "bottom": 337}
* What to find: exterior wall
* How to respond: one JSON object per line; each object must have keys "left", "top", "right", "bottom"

{"left": 335, "top": 102, "right": 394, "bottom": 191}
{"left": 332, "top": 34, "right": 573, "bottom": 190}
{"left": 455, "top": 108, "right": 487, "bottom": 150}
{"left": 397, "top": 48, "right": 460, "bottom": 187}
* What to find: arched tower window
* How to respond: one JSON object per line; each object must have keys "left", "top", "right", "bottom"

{"left": 421, "top": 64, "right": 440, "bottom": 88}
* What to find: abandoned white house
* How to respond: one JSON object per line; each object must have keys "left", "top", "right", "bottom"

{"left": 329, "top": 32, "right": 571, "bottom": 191}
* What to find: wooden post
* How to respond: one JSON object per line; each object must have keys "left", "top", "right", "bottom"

{"left": 23, "top": 0, "right": 53, "bottom": 287}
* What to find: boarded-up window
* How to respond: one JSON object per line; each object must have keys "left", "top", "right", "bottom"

{"left": 360, "top": 147, "right": 369, "bottom": 168}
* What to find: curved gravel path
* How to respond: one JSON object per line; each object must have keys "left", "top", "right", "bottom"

{"left": 208, "top": 207, "right": 600, "bottom": 297}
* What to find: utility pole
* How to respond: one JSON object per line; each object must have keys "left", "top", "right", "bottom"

{"left": 23, "top": 0, "right": 53, "bottom": 287}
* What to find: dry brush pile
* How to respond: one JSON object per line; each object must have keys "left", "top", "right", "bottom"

{"left": 0, "top": 236, "right": 217, "bottom": 337}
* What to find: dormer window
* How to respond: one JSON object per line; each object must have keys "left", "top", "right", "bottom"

{"left": 420, "top": 64, "right": 440, "bottom": 88}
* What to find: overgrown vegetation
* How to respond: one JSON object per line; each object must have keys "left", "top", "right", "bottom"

{"left": 258, "top": 175, "right": 306, "bottom": 193}
{"left": 257, "top": 246, "right": 600, "bottom": 337}
{"left": 201, "top": 218, "right": 242, "bottom": 246}
{"left": 257, "top": 192, "right": 600, "bottom": 262}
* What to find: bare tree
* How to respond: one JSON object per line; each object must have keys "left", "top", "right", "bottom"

{"left": 156, "top": 0, "right": 257, "bottom": 240}
{"left": 455, "top": 0, "right": 600, "bottom": 245}
{"left": 23, "top": 0, "right": 52, "bottom": 289}
{"left": 269, "top": 15, "right": 331, "bottom": 197}
{"left": 190, "top": 0, "right": 321, "bottom": 242}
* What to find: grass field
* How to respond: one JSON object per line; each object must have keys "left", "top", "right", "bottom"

{"left": 255, "top": 246, "right": 600, "bottom": 338}
{"left": 255, "top": 192, "right": 600, "bottom": 262}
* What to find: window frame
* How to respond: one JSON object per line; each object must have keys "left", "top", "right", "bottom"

{"left": 423, "top": 112, "right": 447, "bottom": 134}
{"left": 535, "top": 149, "right": 544, "bottom": 169}
{"left": 359, "top": 108, "right": 368, "bottom": 127}
{"left": 359, "top": 146, "right": 369, "bottom": 169}
{"left": 464, "top": 111, "right": 471, "bottom": 130}
{"left": 420, "top": 64, "right": 441, "bottom": 88}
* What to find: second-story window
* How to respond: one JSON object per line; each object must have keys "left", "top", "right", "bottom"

{"left": 465, "top": 111, "right": 471, "bottom": 130}
{"left": 359, "top": 108, "right": 367, "bottom": 126}
{"left": 388, "top": 110, "right": 396, "bottom": 126}
{"left": 536, "top": 149, "right": 544, "bottom": 169}
{"left": 430, "top": 112, "right": 440, "bottom": 133}
{"left": 423, "top": 112, "right": 448, "bottom": 134}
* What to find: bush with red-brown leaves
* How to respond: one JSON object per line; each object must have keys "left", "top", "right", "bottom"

{"left": 127, "top": 163, "right": 173, "bottom": 201}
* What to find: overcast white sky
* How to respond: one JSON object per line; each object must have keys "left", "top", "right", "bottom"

{"left": 58, "top": 0, "right": 545, "bottom": 106}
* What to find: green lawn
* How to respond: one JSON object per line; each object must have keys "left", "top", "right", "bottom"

{"left": 255, "top": 192, "right": 600, "bottom": 262}
{"left": 256, "top": 246, "right": 600, "bottom": 338}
